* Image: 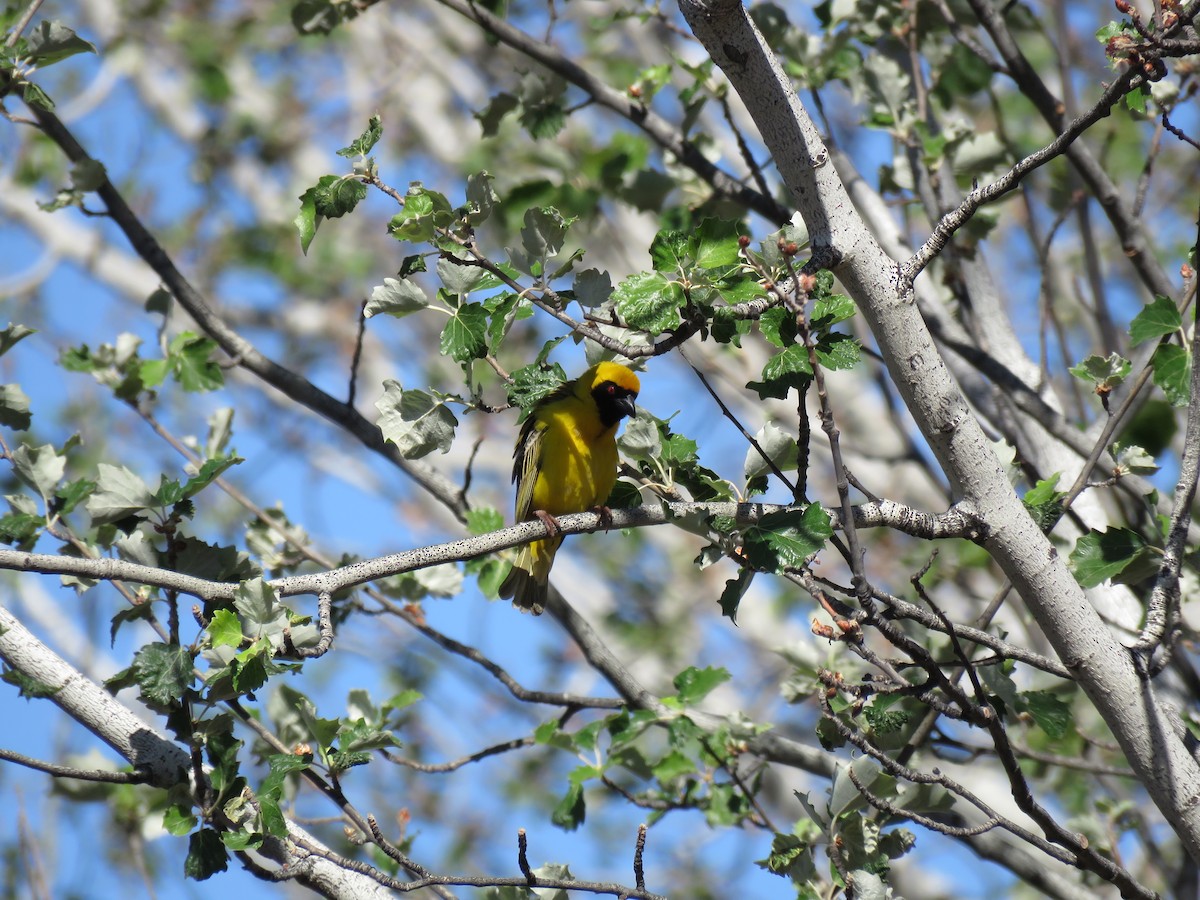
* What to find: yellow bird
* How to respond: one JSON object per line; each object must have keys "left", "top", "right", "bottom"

{"left": 499, "top": 361, "right": 641, "bottom": 614}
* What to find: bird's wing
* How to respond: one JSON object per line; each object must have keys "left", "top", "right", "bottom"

{"left": 512, "top": 415, "right": 547, "bottom": 522}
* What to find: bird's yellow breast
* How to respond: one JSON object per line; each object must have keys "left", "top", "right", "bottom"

{"left": 531, "top": 397, "right": 619, "bottom": 515}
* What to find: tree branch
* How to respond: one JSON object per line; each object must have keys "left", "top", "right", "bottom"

{"left": 677, "top": 0, "right": 1200, "bottom": 861}
{"left": 430, "top": 0, "right": 790, "bottom": 225}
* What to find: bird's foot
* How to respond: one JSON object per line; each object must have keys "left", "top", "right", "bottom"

{"left": 592, "top": 505, "right": 614, "bottom": 531}
{"left": 533, "top": 509, "right": 563, "bottom": 537}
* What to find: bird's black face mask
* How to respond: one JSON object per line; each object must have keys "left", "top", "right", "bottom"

{"left": 593, "top": 381, "right": 638, "bottom": 429}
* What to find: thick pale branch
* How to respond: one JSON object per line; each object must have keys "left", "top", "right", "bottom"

{"left": 0, "top": 605, "right": 395, "bottom": 899}
{"left": 0, "top": 605, "right": 190, "bottom": 785}
{"left": 676, "top": 0, "right": 1200, "bottom": 863}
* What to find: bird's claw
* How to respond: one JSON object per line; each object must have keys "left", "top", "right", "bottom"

{"left": 593, "top": 505, "right": 614, "bottom": 531}
{"left": 534, "top": 509, "right": 563, "bottom": 537}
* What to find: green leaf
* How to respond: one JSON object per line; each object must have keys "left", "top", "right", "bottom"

{"left": 673, "top": 665, "right": 732, "bottom": 705}
{"left": 145, "top": 288, "right": 173, "bottom": 316}
{"left": 375, "top": 380, "right": 459, "bottom": 459}
{"left": 831, "top": 757, "right": 891, "bottom": 818}
{"left": 693, "top": 218, "right": 747, "bottom": 269}
{"left": 704, "top": 782, "right": 747, "bottom": 826}
{"left": 757, "top": 831, "right": 817, "bottom": 883}
{"left": 86, "top": 464, "right": 156, "bottom": 524}
{"left": 365, "top": 277, "right": 429, "bottom": 319}
{"left": 139, "top": 358, "right": 170, "bottom": 388}
{"left": 466, "top": 506, "right": 504, "bottom": 535}
{"left": 108, "top": 603, "right": 154, "bottom": 646}
{"left": 464, "top": 171, "right": 498, "bottom": 225}
{"left": 474, "top": 92, "right": 520, "bottom": 137}
{"left": 1151, "top": 344, "right": 1192, "bottom": 407}
{"left": 651, "top": 749, "right": 695, "bottom": 782}
{"left": 629, "top": 63, "right": 673, "bottom": 103}
{"left": 259, "top": 753, "right": 310, "bottom": 837}
{"left": 662, "top": 432, "right": 698, "bottom": 467}
{"left": 180, "top": 455, "right": 242, "bottom": 500}
{"left": 11, "top": 443, "right": 64, "bottom": 500}
{"left": 1129, "top": 295, "right": 1181, "bottom": 346}
{"left": 815, "top": 333, "right": 860, "bottom": 371}
{"left": 1, "top": 667, "right": 61, "bottom": 699}
{"left": 234, "top": 578, "right": 289, "bottom": 647}
{"left": 551, "top": 781, "right": 586, "bottom": 831}
{"left": 616, "top": 411, "right": 663, "bottom": 462}
{"left": 863, "top": 696, "right": 909, "bottom": 735}
{"left": 204, "top": 723, "right": 244, "bottom": 797}
{"left": 515, "top": 71, "right": 567, "bottom": 138}
{"left": 811, "top": 293, "right": 856, "bottom": 329}
{"left": 162, "top": 804, "right": 198, "bottom": 837}
{"left": 0, "top": 511, "right": 43, "bottom": 549}
{"left": 1114, "top": 443, "right": 1158, "bottom": 475}
{"left": 327, "top": 749, "right": 371, "bottom": 772}
{"left": 748, "top": 344, "right": 812, "bottom": 399}
{"left": 338, "top": 717, "right": 400, "bottom": 753}
{"left": 21, "top": 81, "right": 54, "bottom": 111}
{"left": 440, "top": 302, "right": 488, "bottom": 362}
{"left": 377, "top": 563, "right": 462, "bottom": 601}
{"left": 173, "top": 536, "right": 257, "bottom": 584}
{"left": 388, "top": 185, "right": 454, "bottom": 243}
{"left": 312, "top": 174, "right": 367, "bottom": 219}
{"left": 979, "top": 661, "right": 1019, "bottom": 712}
{"left": 25, "top": 20, "right": 97, "bottom": 65}
{"left": 206, "top": 638, "right": 282, "bottom": 697}
{"left": 336, "top": 115, "right": 382, "bottom": 158}
{"left": 272, "top": 685, "right": 340, "bottom": 749}
{"left": 1020, "top": 690, "right": 1072, "bottom": 739}
{"left": 437, "top": 255, "right": 488, "bottom": 296}
{"left": 612, "top": 271, "right": 684, "bottom": 332}
{"left": 55, "top": 478, "right": 95, "bottom": 515}
{"left": 294, "top": 186, "right": 318, "bottom": 254}
{"left": 742, "top": 505, "right": 832, "bottom": 573}
{"left": 518, "top": 206, "right": 572, "bottom": 270}
{"left": 208, "top": 609, "right": 244, "bottom": 649}
{"left": 1069, "top": 353, "right": 1131, "bottom": 390}
{"left": 506, "top": 363, "right": 566, "bottom": 412}
{"left": 719, "top": 567, "right": 753, "bottom": 623}
{"left": 131, "top": 643, "right": 195, "bottom": 711}
{"left": 1022, "top": 473, "right": 1066, "bottom": 531}
{"left": 0, "top": 324, "right": 36, "bottom": 357}
{"left": 574, "top": 268, "right": 613, "bottom": 308}
{"left": 758, "top": 307, "right": 797, "bottom": 349}
{"left": 744, "top": 422, "right": 797, "bottom": 485}
{"left": 649, "top": 228, "right": 693, "bottom": 274}
{"left": 184, "top": 828, "right": 228, "bottom": 881}
{"left": 219, "top": 830, "right": 263, "bottom": 852}
{"left": 474, "top": 558, "right": 508, "bottom": 597}
{"left": 1069, "top": 528, "right": 1149, "bottom": 588}
{"left": 69, "top": 158, "right": 107, "bottom": 193}
{"left": 169, "top": 333, "right": 223, "bottom": 393}
{"left": 385, "top": 689, "right": 422, "bottom": 712}
{"left": 534, "top": 719, "right": 562, "bottom": 745}
{"left": 1125, "top": 84, "right": 1148, "bottom": 114}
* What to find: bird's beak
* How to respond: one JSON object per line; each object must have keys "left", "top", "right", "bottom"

{"left": 617, "top": 394, "right": 637, "bottom": 420}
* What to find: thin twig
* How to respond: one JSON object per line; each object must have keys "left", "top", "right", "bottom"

{"left": 0, "top": 748, "right": 152, "bottom": 784}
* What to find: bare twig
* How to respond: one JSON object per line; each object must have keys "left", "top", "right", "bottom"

{"left": 0, "top": 747, "right": 152, "bottom": 784}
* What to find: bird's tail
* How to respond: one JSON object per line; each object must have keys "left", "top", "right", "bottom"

{"left": 498, "top": 536, "right": 561, "bottom": 615}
